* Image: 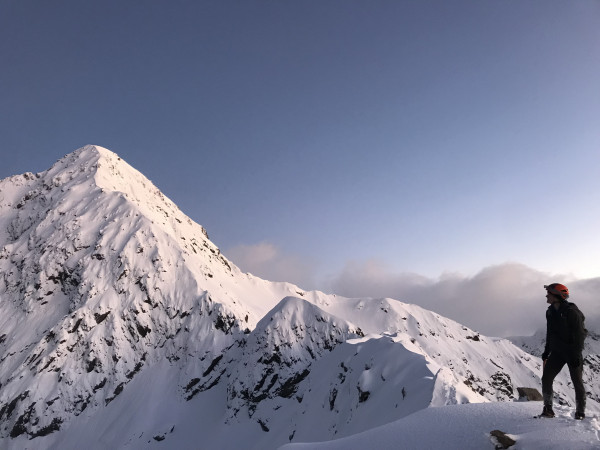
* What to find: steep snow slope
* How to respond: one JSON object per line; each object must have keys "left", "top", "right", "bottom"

{"left": 0, "top": 146, "right": 306, "bottom": 439}
{"left": 0, "top": 146, "right": 598, "bottom": 449}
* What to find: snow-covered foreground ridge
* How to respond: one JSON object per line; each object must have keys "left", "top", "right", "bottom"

{"left": 0, "top": 146, "right": 598, "bottom": 449}
{"left": 281, "top": 402, "right": 600, "bottom": 450}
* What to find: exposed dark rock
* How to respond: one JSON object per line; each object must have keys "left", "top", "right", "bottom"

{"left": 93, "top": 378, "right": 107, "bottom": 392}
{"left": 113, "top": 384, "right": 124, "bottom": 397}
{"left": 357, "top": 386, "right": 370, "bottom": 403}
{"left": 48, "top": 268, "right": 80, "bottom": 294}
{"left": 490, "top": 429, "right": 516, "bottom": 449}
{"left": 105, "top": 383, "right": 125, "bottom": 405}
{"left": 26, "top": 350, "right": 43, "bottom": 366}
{"left": 464, "top": 373, "right": 486, "bottom": 396}
{"left": 10, "top": 402, "right": 36, "bottom": 438}
{"left": 1, "top": 390, "right": 29, "bottom": 420}
{"left": 30, "top": 417, "right": 63, "bottom": 438}
{"left": 126, "top": 361, "right": 144, "bottom": 379}
{"left": 202, "top": 354, "right": 224, "bottom": 377}
{"left": 490, "top": 360, "right": 504, "bottom": 370}
{"left": 136, "top": 323, "right": 151, "bottom": 337}
{"left": 10, "top": 419, "right": 27, "bottom": 438}
{"left": 275, "top": 369, "right": 310, "bottom": 398}
{"left": 258, "top": 419, "right": 269, "bottom": 432}
{"left": 94, "top": 311, "right": 111, "bottom": 324}
{"left": 329, "top": 388, "right": 338, "bottom": 411}
{"left": 253, "top": 369, "right": 274, "bottom": 394}
{"left": 185, "top": 378, "right": 201, "bottom": 392}
{"left": 69, "top": 318, "right": 83, "bottom": 334}
{"left": 517, "top": 387, "right": 543, "bottom": 401}
{"left": 258, "top": 352, "right": 282, "bottom": 365}
{"left": 265, "top": 373, "right": 279, "bottom": 393}
{"left": 86, "top": 358, "right": 99, "bottom": 373}
{"left": 215, "top": 313, "right": 236, "bottom": 334}
{"left": 185, "top": 369, "right": 227, "bottom": 400}
{"left": 490, "top": 372, "right": 513, "bottom": 398}
{"left": 73, "top": 395, "right": 90, "bottom": 415}
{"left": 45, "top": 396, "right": 59, "bottom": 407}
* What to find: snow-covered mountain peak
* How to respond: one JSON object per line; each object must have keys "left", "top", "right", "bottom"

{"left": 39, "top": 145, "right": 119, "bottom": 192}
{"left": 0, "top": 146, "right": 308, "bottom": 441}
{"left": 45, "top": 145, "right": 208, "bottom": 243}
{"left": 48, "top": 144, "right": 123, "bottom": 172}
{"left": 255, "top": 296, "right": 360, "bottom": 334}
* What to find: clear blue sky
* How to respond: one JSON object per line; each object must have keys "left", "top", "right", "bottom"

{"left": 2, "top": 0, "right": 599, "bottom": 292}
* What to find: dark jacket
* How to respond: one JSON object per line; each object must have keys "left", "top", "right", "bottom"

{"left": 542, "top": 300, "right": 587, "bottom": 360}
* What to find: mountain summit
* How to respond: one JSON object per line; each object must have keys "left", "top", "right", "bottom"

{"left": 0, "top": 145, "right": 303, "bottom": 442}
{"left": 0, "top": 147, "right": 597, "bottom": 449}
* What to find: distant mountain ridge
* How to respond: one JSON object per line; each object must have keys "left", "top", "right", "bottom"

{"left": 0, "top": 146, "right": 598, "bottom": 449}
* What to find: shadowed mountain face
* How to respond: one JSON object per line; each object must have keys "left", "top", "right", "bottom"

{"left": 0, "top": 146, "right": 597, "bottom": 449}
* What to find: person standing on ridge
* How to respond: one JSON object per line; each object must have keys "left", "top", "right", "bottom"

{"left": 540, "top": 283, "right": 587, "bottom": 419}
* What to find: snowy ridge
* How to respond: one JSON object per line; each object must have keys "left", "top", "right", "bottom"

{"left": 226, "top": 296, "right": 363, "bottom": 418}
{"left": 281, "top": 402, "right": 600, "bottom": 450}
{"left": 0, "top": 146, "right": 599, "bottom": 449}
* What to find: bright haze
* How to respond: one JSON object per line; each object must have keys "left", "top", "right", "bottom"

{"left": 1, "top": 1, "right": 599, "bottom": 337}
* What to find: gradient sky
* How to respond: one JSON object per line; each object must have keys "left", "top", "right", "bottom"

{"left": 1, "top": 1, "right": 600, "bottom": 323}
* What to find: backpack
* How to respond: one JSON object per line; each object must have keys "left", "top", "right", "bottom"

{"left": 566, "top": 302, "right": 588, "bottom": 340}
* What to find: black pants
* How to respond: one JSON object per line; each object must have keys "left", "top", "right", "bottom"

{"left": 542, "top": 352, "right": 585, "bottom": 413}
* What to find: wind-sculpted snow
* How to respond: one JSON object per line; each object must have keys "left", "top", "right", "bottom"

{"left": 281, "top": 402, "right": 600, "bottom": 450}
{"left": 0, "top": 146, "right": 598, "bottom": 449}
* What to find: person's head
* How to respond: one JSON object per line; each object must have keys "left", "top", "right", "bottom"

{"left": 544, "top": 283, "right": 569, "bottom": 305}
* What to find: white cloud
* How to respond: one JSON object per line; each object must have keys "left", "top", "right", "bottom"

{"left": 224, "top": 242, "right": 318, "bottom": 290}
{"left": 326, "top": 260, "right": 600, "bottom": 337}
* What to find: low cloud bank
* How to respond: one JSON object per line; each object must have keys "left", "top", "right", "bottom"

{"left": 224, "top": 242, "right": 318, "bottom": 290}
{"left": 326, "top": 260, "right": 600, "bottom": 337}
{"left": 225, "top": 243, "right": 599, "bottom": 338}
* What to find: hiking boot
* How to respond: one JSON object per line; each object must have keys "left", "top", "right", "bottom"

{"left": 575, "top": 412, "right": 585, "bottom": 420}
{"left": 540, "top": 405, "right": 555, "bottom": 418}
